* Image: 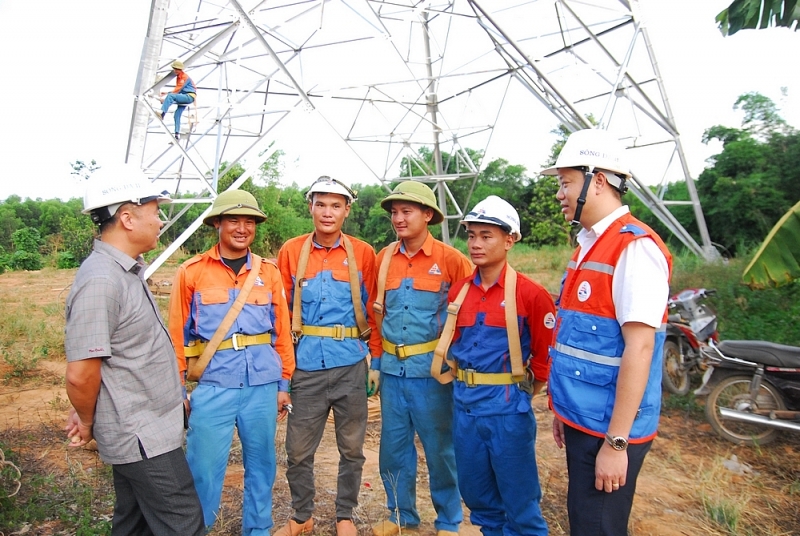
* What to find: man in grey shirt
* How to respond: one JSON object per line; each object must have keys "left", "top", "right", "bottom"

{"left": 64, "top": 164, "right": 203, "bottom": 535}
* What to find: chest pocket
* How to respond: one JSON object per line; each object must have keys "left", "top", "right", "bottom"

{"left": 411, "top": 277, "right": 444, "bottom": 313}
{"left": 247, "top": 287, "right": 271, "bottom": 306}
{"left": 200, "top": 288, "right": 229, "bottom": 305}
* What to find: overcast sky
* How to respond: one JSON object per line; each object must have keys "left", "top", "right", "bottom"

{"left": 0, "top": 0, "right": 797, "bottom": 201}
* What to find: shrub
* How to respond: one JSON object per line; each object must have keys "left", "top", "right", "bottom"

{"left": 9, "top": 251, "right": 43, "bottom": 271}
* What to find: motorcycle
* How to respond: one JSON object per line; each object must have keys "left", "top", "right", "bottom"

{"left": 662, "top": 288, "right": 719, "bottom": 395}
{"left": 697, "top": 339, "right": 800, "bottom": 446}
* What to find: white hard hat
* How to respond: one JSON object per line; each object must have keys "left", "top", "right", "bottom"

{"left": 305, "top": 175, "right": 358, "bottom": 204}
{"left": 83, "top": 164, "right": 171, "bottom": 225}
{"left": 540, "top": 129, "right": 630, "bottom": 190}
{"left": 461, "top": 195, "right": 522, "bottom": 242}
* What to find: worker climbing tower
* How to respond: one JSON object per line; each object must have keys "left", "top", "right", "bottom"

{"left": 127, "top": 0, "right": 715, "bottom": 277}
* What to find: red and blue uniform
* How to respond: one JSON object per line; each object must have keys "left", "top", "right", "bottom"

{"left": 447, "top": 263, "right": 555, "bottom": 536}
{"left": 374, "top": 233, "right": 471, "bottom": 531}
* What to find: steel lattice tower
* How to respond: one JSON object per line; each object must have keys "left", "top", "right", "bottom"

{"left": 127, "top": 0, "right": 716, "bottom": 278}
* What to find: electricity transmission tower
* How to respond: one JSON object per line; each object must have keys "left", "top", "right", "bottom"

{"left": 127, "top": 0, "right": 716, "bottom": 278}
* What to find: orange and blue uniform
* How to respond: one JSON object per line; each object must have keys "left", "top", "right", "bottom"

{"left": 168, "top": 245, "right": 294, "bottom": 534}
{"left": 277, "top": 232, "right": 380, "bottom": 522}
{"left": 447, "top": 262, "right": 555, "bottom": 536}
{"left": 374, "top": 232, "right": 471, "bottom": 531}
{"left": 161, "top": 70, "right": 196, "bottom": 135}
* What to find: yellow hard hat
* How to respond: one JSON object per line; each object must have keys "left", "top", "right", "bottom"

{"left": 171, "top": 60, "right": 185, "bottom": 70}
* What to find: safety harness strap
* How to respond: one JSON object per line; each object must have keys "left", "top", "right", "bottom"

{"left": 372, "top": 241, "right": 400, "bottom": 336}
{"left": 504, "top": 265, "right": 525, "bottom": 381}
{"left": 430, "top": 283, "right": 470, "bottom": 384}
{"left": 291, "top": 235, "right": 314, "bottom": 340}
{"left": 341, "top": 234, "right": 371, "bottom": 338}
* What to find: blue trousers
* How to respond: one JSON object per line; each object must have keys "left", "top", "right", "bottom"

{"left": 161, "top": 93, "right": 194, "bottom": 133}
{"left": 453, "top": 409, "right": 548, "bottom": 536}
{"left": 563, "top": 425, "right": 652, "bottom": 536}
{"left": 378, "top": 375, "right": 462, "bottom": 531}
{"left": 187, "top": 383, "right": 278, "bottom": 536}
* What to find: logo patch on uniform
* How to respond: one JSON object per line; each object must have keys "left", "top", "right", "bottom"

{"left": 254, "top": 276, "right": 264, "bottom": 287}
{"left": 500, "top": 300, "right": 506, "bottom": 308}
{"left": 543, "top": 312, "right": 556, "bottom": 329}
{"left": 342, "top": 258, "right": 348, "bottom": 266}
{"left": 577, "top": 281, "right": 591, "bottom": 302}
{"left": 428, "top": 263, "right": 441, "bottom": 275}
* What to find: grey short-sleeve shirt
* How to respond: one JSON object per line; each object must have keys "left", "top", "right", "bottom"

{"left": 65, "top": 240, "right": 184, "bottom": 464}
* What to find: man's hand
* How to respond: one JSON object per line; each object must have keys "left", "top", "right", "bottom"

{"left": 552, "top": 417, "right": 566, "bottom": 449}
{"left": 277, "top": 391, "right": 291, "bottom": 422}
{"left": 595, "top": 443, "right": 628, "bottom": 493}
{"left": 367, "top": 370, "right": 381, "bottom": 397}
{"left": 65, "top": 407, "right": 93, "bottom": 447}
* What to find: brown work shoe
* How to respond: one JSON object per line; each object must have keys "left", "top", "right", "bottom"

{"left": 336, "top": 519, "right": 358, "bottom": 536}
{"left": 372, "top": 520, "right": 401, "bottom": 536}
{"left": 436, "top": 531, "right": 459, "bottom": 536}
{"left": 274, "top": 518, "right": 314, "bottom": 536}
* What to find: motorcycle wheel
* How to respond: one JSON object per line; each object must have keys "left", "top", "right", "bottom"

{"left": 662, "top": 339, "right": 690, "bottom": 396}
{"left": 705, "top": 375, "right": 786, "bottom": 446}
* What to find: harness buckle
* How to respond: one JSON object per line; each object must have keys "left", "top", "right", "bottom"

{"left": 231, "top": 333, "right": 243, "bottom": 351}
{"left": 395, "top": 344, "right": 407, "bottom": 359}
{"left": 291, "top": 331, "right": 301, "bottom": 345}
{"left": 359, "top": 327, "right": 372, "bottom": 342}
{"left": 463, "top": 368, "right": 477, "bottom": 388}
{"left": 333, "top": 324, "right": 346, "bottom": 341}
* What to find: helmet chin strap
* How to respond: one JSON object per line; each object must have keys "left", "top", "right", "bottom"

{"left": 571, "top": 170, "right": 595, "bottom": 225}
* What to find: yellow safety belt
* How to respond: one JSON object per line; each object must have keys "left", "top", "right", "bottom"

{"left": 431, "top": 264, "right": 525, "bottom": 384}
{"left": 291, "top": 234, "right": 370, "bottom": 342}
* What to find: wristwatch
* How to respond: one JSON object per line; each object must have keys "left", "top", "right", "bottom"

{"left": 605, "top": 432, "right": 629, "bottom": 451}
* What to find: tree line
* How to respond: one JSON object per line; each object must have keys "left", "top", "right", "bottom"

{"left": 0, "top": 93, "right": 796, "bottom": 272}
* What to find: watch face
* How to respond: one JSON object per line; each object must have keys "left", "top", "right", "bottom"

{"left": 606, "top": 433, "right": 628, "bottom": 450}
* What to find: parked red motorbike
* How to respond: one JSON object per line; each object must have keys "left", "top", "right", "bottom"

{"left": 698, "top": 339, "right": 800, "bottom": 446}
{"left": 662, "top": 288, "right": 719, "bottom": 395}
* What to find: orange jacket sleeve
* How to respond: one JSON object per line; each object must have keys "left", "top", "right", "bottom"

{"left": 265, "top": 261, "right": 295, "bottom": 382}
{"left": 168, "top": 263, "right": 192, "bottom": 384}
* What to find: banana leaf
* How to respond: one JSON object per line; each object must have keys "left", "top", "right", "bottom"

{"left": 717, "top": 0, "right": 800, "bottom": 36}
{"left": 742, "top": 199, "right": 800, "bottom": 288}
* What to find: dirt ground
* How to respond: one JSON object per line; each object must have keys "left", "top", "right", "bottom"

{"left": 1, "top": 268, "right": 799, "bottom": 535}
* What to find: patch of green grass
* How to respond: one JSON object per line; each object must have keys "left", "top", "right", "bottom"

{"left": 702, "top": 492, "right": 741, "bottom": 533}
{"left": 2, "top": 348, "right": 40, "bottom": 379}
{"left": 662, "top": 392, "right": 704, "bottom": 417}
{"left": 0, "top": 434, "right": 115, "bottom": 535}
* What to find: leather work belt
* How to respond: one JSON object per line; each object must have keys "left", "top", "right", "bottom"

{"left": 382, "top": 338, "right": 439, "bottom": 360}
{"left": 184, "top": 333, "right": 272, "bottom": 357}
{"left": 302, "top": 324, "right": 363, "bottom": 341}
{"left": 456, "top": 368, "right": 522, "bottom": 388}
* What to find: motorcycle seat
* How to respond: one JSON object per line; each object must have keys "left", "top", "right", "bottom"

{"left": 717, "top": 340, "right": 800, "bottom": 368}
